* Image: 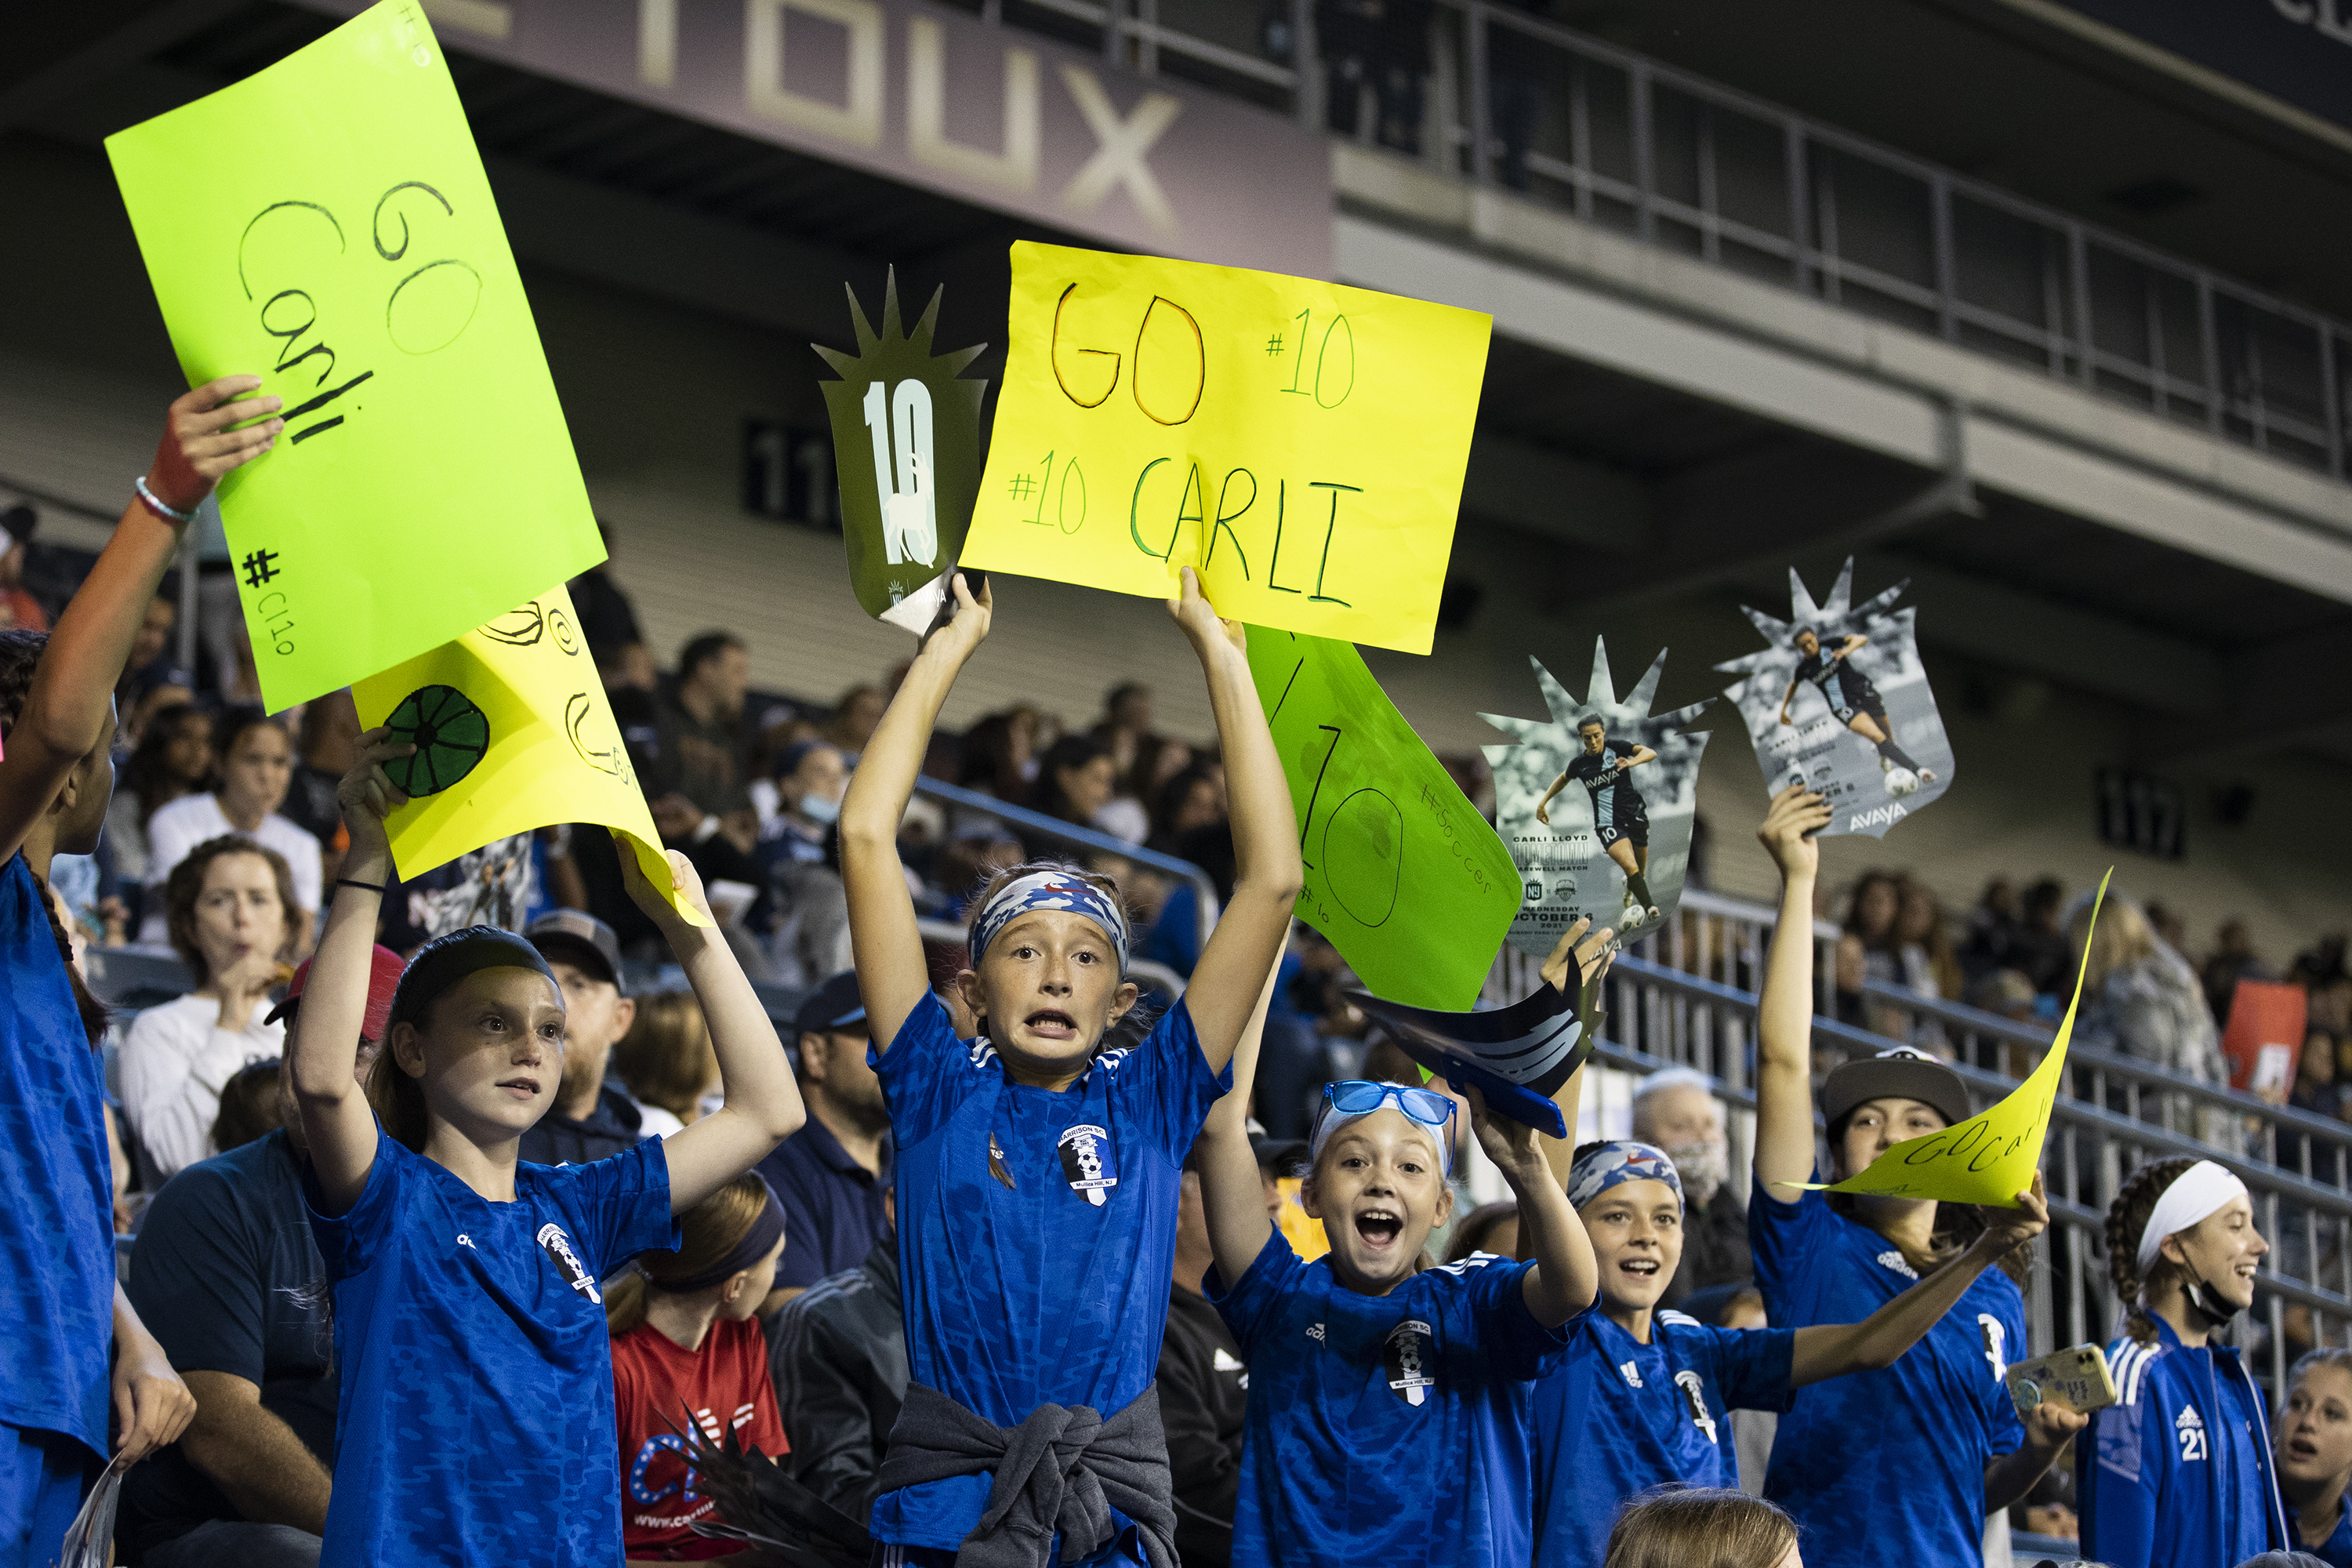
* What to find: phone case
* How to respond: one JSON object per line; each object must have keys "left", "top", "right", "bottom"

{"left": 2006, "top": 1343, "right": 2119, "bottom": 1418}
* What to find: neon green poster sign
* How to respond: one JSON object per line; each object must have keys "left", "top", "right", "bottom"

{"left": 107, "top": 0, "right": 600, "bottom": 710}
{"left": 1247, "top": 628, "right": 1520, "bottom": 1010}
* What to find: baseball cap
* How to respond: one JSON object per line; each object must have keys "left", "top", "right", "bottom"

{"left": 1247, "top": 1116, "right": 1308, "bottom": 1175}
{"left": 793, "top": 971, "right": 869, "bottom": 1040}
{"left": 266, "top": 945, "right": 406, "bottom": 1040}
{"left": 524, "top": 909, "right": 624, "bottom": 993}
{"left": 1820, "top": 1046, "right": 1972, "bottom": 1130}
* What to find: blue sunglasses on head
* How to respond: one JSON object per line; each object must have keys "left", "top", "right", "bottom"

{"left": 1311, "top": 1080, "right": 1458, "bottom": 1171}
{"left": 1321, "top": 1080, "right": 1457, "bottom": 1127}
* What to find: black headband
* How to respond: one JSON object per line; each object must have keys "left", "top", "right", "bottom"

{"left": 387, "top": 925, "right": 558, "bottom": 1032}
{"left": 652, "top": 1179, "right": 787, "bottom": 1294}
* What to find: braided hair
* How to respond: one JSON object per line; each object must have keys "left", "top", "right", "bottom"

{"left": 0, "top": 630, "right": 109, "bottom": 1047}
{"left": 2103, "top": 1156, "right": 2201, "bottom": 1345}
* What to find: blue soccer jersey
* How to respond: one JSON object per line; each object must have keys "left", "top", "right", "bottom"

{"left": 2077, "top": 1316, "right": 2288, "bottom": 1568}
{"left": 306, "top": 1131, "right": 677, "bottom": 1566}
{"left": 1532, "top": 1308, "right": 1796, "bottom": 1568}
{"left": 2298, "top": 1503, "right": 2352, "bottom": 1567}
{"left": 871, "top": 993, "right": 1229, "bottom": 1551}
{"left": 1751, "top": 1181, "right": 2027, "bottom": 1568}
{"left": 1210, "top": 1236, "right": 1568, "bottom": 1568}
{"left": 0, "top": 854, "right": 114, "bottom": 1463}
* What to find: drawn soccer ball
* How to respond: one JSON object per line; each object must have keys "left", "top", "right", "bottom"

{"left": 1882, "top": 767, "right": 1922, "bottom": 798}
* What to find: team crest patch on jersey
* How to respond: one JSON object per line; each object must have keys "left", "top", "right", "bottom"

{"left": 1385, "top": 1319, "right": 1437, "bottom": 1406}
{"left": 1875, "top": 1249, "right": 1919, "bottom": 1279}
{"left": 1057, "top": 1123, "right": 1119, "bottom": 1205}
{"left": 1978, "top": 1314, "right": 2008, "bottom": 1379}
{"left": 1675, "top": 1370, "right": 1719, "bottom": 1443}
{"left": 538, "top": 1222, "right": 601, "bottom": 1304}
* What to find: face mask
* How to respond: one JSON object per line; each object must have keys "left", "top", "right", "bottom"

{"left": 2184, "top": 1270, "right": 2243, "bottom": 1330}
{"left": 799, "top": 793, "right": 842, "bottom": 826}
{"left": 1660, "top": 1138, "right": 1728, "bottom": 1207}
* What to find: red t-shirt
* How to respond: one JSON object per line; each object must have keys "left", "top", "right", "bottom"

{"left": 611, "top": 1316, "right": 789, "bottom": 1560}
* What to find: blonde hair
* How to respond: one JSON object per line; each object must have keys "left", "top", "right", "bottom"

{"left": 613, "top": 990, "right": 717, "bottom": 1121}
{"left": 605, "top": 1173, "right": 774, "bottom": 1335}
{"left": 2071, "top": 895, "right": 2156, "bottom": 996}
{"left": 1605, "top": 1489, "right": 1798, "bottom": 1568}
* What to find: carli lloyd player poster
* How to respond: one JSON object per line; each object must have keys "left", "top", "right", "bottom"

{"left": 1715, "top": 558, "right": 1955, "bottom": 839}
{"left": 1482, "top": 639, "right": 1711, "bottom": 957}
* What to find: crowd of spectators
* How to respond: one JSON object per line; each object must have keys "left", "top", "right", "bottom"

{"left": 1828, "top": 861, "right": 2351, "bottom": 1149}
{"left": 17, "top": 486, "right": 2352, "bottom": 1563}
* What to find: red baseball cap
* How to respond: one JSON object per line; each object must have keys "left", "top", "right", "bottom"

{"left": 265, "top": 945, "right": 407, "bottom": 1041}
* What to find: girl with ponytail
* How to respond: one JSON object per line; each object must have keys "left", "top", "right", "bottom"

{"left": 0, "top": 377, "right": 275, "bottom": 1559}
{"left": 608, "top": 1172, "right": 790, "bottom": 1559}
{"left": 2078, "top": 1156, "right": 2287, "bottom": 1567}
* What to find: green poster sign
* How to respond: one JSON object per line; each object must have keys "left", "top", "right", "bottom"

{"left": 1247, "top": 628, "right": 1519, "bottom": 1010}
{"left": 107, "top": 0, "right": 600, "bottom": 710}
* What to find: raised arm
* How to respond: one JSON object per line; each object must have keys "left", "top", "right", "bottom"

{"left": 1164, "top": 569, "right": 1302, "bottom": 1073}
{"left": 1790, "top": 1174, "right": 2050, "bottom": 1385}
{"left": 1198, "top": 956, "right": 1282, "bottom": 1290}
{"left": 1472, "top": 1086, "right": 1596, "bottom": 1327}
{"left": 629, "top": 848, "right": 805, "bottom": 1212}
{"left": 0, "top": 377, "right": 278, "bottom": 858}
{"left": 1754, "top": 785, "right": 1833, "bottom": 1204}
{"left": 1536, "top": 917, "right": 1614, "bottom": 1189}
{"left": 290, "top": 731, "right": 411, "bottom": 1214}
{"left": 840, "top": 572, "right": 990, "bottom": 1053}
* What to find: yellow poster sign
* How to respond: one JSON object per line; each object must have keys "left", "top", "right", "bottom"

{"left": 353, "top": 585, "right": 706, "bottom": 926}
{"left": 106, "top": 0, "right": 601, "bottom": 712}
{"left": 961, "top": 242, "right": 1490, "bottom": 656}
{"left": 1787, "top": 871, "right": 2111, "bottom": 1207}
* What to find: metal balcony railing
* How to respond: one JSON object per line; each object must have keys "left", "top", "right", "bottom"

{"left": 945, "top": 0, "right": 2352, "bottom": 482}
{"left": 1483, "top": 891, "right": 2352, "bottom": 1388}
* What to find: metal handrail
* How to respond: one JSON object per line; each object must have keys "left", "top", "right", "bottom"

{"left": 1861, "top": 976, "right": 2352, "bottom": 1157}
{"left": 904, "top": 773, "right": 1222, "bottom": 958}
{"left": 967, "top": 0, "right": 2352, "bottom": 481}
{"left": 1569, "top": 951, "right": 2352, "bottom": 1384}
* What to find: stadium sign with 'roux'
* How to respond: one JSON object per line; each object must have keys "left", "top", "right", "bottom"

{"left": 292, "top": 0, "right": 1333, "bottom": 279}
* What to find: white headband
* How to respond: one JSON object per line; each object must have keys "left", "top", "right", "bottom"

{"left": 2136, "top": 1160, "right": 2249, "bottom": 1273}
